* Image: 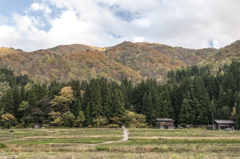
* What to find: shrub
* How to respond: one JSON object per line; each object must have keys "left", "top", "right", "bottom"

{"left": 0, "top": 143, "right": 7, "bottom": 149}
{"left": 108, "top": 124, "right": 119, "bottom": 128}
{"left": 96, "top": 147, "right": 110, "bottom": 151}
{"left": 136, "top": 123, "right": 147, "bottom": 128}
{"left": 28, "top": 123, "right": 34, "bottom": 128}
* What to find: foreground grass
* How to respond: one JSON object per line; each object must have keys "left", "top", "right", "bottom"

{"left": 128, "top": 128, "right": 240, "bottom": 138}
{"left": 1, "top": 128, "right": 240, "bottom": 158}
{"left": 1, "top": 151, "right": 240, "bottom": 159}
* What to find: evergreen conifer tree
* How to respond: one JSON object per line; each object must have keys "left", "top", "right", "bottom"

{"left": 85, "top": 102, "right": 91, "bottom": 126}
{"left": 28, "top": 91, "right": 37, "bottom": 110}
{"left": 101, "top": 81, "right": 112, "bottom": 118}
{"left": 112, "top": 89, "right": 125, "bottom": 117}
{"left": 179, "top": 98, "right": 191, "bottom": 126}
{"left": 13, "top": 85, "right": 21, "bottom": 119}
{"left": 192, "top": 76, "right": 210, "bottom": 125}
{"left": 90, "top": 79, "right": 102, "bottom": 118}
{"left": 20, "top": 85, "right": 26, "bottom": 101}
{"left": 218, "top": 84, "right": 224, "bottom": 109}
{"left": 4, "top": 88, "right": 15, "bottom": 115}
{"left": 228, "top": 72, "right": 237, "bottom": 92}
{"left": 210, "top": 100, "right": 216, "bottom": 128}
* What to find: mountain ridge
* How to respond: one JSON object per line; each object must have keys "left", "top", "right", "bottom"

{"left": 0, "top": 40, "right": 240, "bottom": 84}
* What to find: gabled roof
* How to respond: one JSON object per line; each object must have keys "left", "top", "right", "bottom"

{"left": 155, "top": 118, "right": 174, "bottom": 122}
{"left": 214, "top": 119, "right": 235, "bottom": 124}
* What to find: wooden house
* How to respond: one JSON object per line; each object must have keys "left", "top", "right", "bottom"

{"left": 155, "top": 118, "right": 175, "bottom": 129}
{"left": 214, "top": 120, "right": 236, "bottom": 130}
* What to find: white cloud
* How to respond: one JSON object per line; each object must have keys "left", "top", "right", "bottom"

{"left": 30, "top": 3, "right": 51, "bottom": 14}
{"left": 133, "top": 37, "right": 144, "bottom": 42}
{"left": 0, "top": 0, "right": 240, "bottom": 51}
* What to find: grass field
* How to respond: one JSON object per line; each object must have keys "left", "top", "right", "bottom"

{"left": 1, "top": 128, "right": 240, "bottom": 158}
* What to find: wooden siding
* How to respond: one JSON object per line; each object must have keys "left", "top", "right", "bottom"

{"left": 156, "top": 121, "right": 175, "bottom": 129}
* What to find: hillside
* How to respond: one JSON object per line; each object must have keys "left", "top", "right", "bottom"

{"left": 1, "top": 40, "right": 240, "bottom": 84}
{"left": 198, "top": 40, "right": 240, "bottom": 70}
{"left": 0, "top": 42, "right": 185, "bottom": 84}
{"left": 105, "top": 42, "right": 185, "bottom": 81}
{"left": 138, "top": 42, "right": 217, "bottom": 66}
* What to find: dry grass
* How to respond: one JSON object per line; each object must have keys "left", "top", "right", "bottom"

{"left": 1, "top": 128, "right": 240, "bottom": 158}
{"left": 1, "top": 151, "right": 240, "bottom": 159}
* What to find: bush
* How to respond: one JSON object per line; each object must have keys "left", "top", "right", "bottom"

{"left": 9, "top": 130, "right": 14, "bottom": 133}
{"left": 0, "top": 143, "right": 7, "bottom": 149}
{"left": 96, "top": 147, "right": 110, "bottom": 151}
{"left": 16, "top": 123, "right": 25, "bottom": 128}
{"left": 28, "top": 123, "right": 34, "bottom": 128}
{"left": 108, "top": 124, "right": 119, "bottom": 128}
{"left": 136, "top": 123, "right": 147, "bottom": 128}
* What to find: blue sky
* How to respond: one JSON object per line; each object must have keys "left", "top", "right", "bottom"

{"left": 0, "top": 0, "right": 34, "bottom": 17}
{"left": 0, "top": 0, "right": 240, "bottom": 51}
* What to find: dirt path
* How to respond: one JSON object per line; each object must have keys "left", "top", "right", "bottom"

{"left": 91, "top": 128, "right": 128, "bottom": 147}
{"left": 122, "top": 128, "right": 128, "bottom": 141}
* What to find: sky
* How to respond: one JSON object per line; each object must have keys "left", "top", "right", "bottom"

{"left": 0, "top": 0, "right": 240, "bottom": 51}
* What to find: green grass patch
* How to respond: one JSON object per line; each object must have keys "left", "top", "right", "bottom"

{"left": 0, "top": 143, "right": 7, "bottom": 149}
{"left": 125, "top": 138, "right": 240, "bottom": 145}
{"left": 7, "top": 137, "right": 121, "bottom": 145}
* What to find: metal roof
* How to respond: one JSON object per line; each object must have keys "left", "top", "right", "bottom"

{"left": 155, "top": 118, "right": 175, "bottom": 122}
{"left": 214, "top": 120, "right": 235, "bottom": 124}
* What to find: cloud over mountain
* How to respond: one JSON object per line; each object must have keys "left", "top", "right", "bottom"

{"left": 1, "top": 0, "right": 240, "bottom": 51}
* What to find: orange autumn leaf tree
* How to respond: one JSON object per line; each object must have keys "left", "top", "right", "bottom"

{"left": 1, "top": 113, "right": 16, "bottom": 128}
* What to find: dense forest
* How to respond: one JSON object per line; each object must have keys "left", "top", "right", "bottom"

{"left": 0, "top": 61, "right": 240, "bottom": 129}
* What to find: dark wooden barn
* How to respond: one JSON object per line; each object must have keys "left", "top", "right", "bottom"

{"left": 214, "top": 120, "right": 236, "bottom": 130}
{"left": 155, "top": 118, "right": 175, "bottom": 129}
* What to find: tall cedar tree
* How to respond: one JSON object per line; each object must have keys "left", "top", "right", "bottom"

{"left": 192, "top": 76, "right": 210, "bottom": 125}
{"left": 210, "top": 100, "right": 216, "bottom": 126}
{"left": 144, "top": 92, "right": 156, "bottom": 126}
{"left": 101, "top": 80, "right": 112, "bottom": 118}
{"left": 85, "top": 102, "right": 91, "bottom": 126}
{"left": 90, "top": 79, "right": 102, "bottom": 118}
{"left": 20, "top": 85, "right": 26, "bottom": 101}
{"left": 179, "top": 98, "right": 191, "bottom": 126}
{"left": 72, "top": 98, "right": 82, "bottom": 117}
{"left": 13, "top": 85, "right": 21, "bottom": 119}
{"left": 28, "top": 91, "right": 38, "bottom": 110}
{"left": 112, "top": 89, "right": 125, "bottom": 117}
{"left": 218, "top": 85, "right": 224, "bottom": 109}
{"left": 142, "top": 92, "right": 148, "bottom": 114}
{"left": 3, "top": 88, "right": 15, "bottom": 115}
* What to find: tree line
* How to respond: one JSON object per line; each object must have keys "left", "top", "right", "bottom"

{"left": 0, "top": 62, "right": 240, "bottom": 128}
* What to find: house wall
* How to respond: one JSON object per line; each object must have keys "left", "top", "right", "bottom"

{"left": 156, "top": 121, "right": 175, "bottom": 129}
{"left": 215, "top": 123, "right": 236, "bottom": 130}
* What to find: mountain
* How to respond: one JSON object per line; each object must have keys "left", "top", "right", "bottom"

{"left": 138, "top": 42, "right": 217, "bottom": 66}
{"left": 0, "top": 40, "right": 240, "bottom": 84}
{"left": 198, "top": 40, "right": 240, "bottom": 70}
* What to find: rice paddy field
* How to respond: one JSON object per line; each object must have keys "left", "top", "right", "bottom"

{"left": 1, "top": 128, "right": 240, "bottom": 159}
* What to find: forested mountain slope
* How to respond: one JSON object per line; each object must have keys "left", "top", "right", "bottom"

{"left": 1, "top": 40, "right": 240, "bottom": 84}
{"left": 198, "top": 40, "right": 240, "bottom": 70}
{"left": 139, "top": 42, "right": 217, "bottom": 65}
{"left": 0, "top": 42, "right": 185, "bottom": 84}
{"left": 1, "top": 63, "right": 240, "bottom": 128}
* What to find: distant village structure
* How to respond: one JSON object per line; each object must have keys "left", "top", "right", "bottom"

{"left": 214, "top": 120, "right": 236, "bottom": 130}
{"left": 155, "top": 118, "right": 175, "bottom": 129}
{"left": 207, "top": 119, "right": 236, "bottom": 130}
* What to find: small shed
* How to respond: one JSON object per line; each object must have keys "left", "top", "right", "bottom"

{"left": 207, "top": 125, "right": 214, "bottom": 130}
{"left": 155, "top": 118, "right": 175, "bottom": 129}
{"left": 214, "top": 119, "right": 236, "bottom": 130}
